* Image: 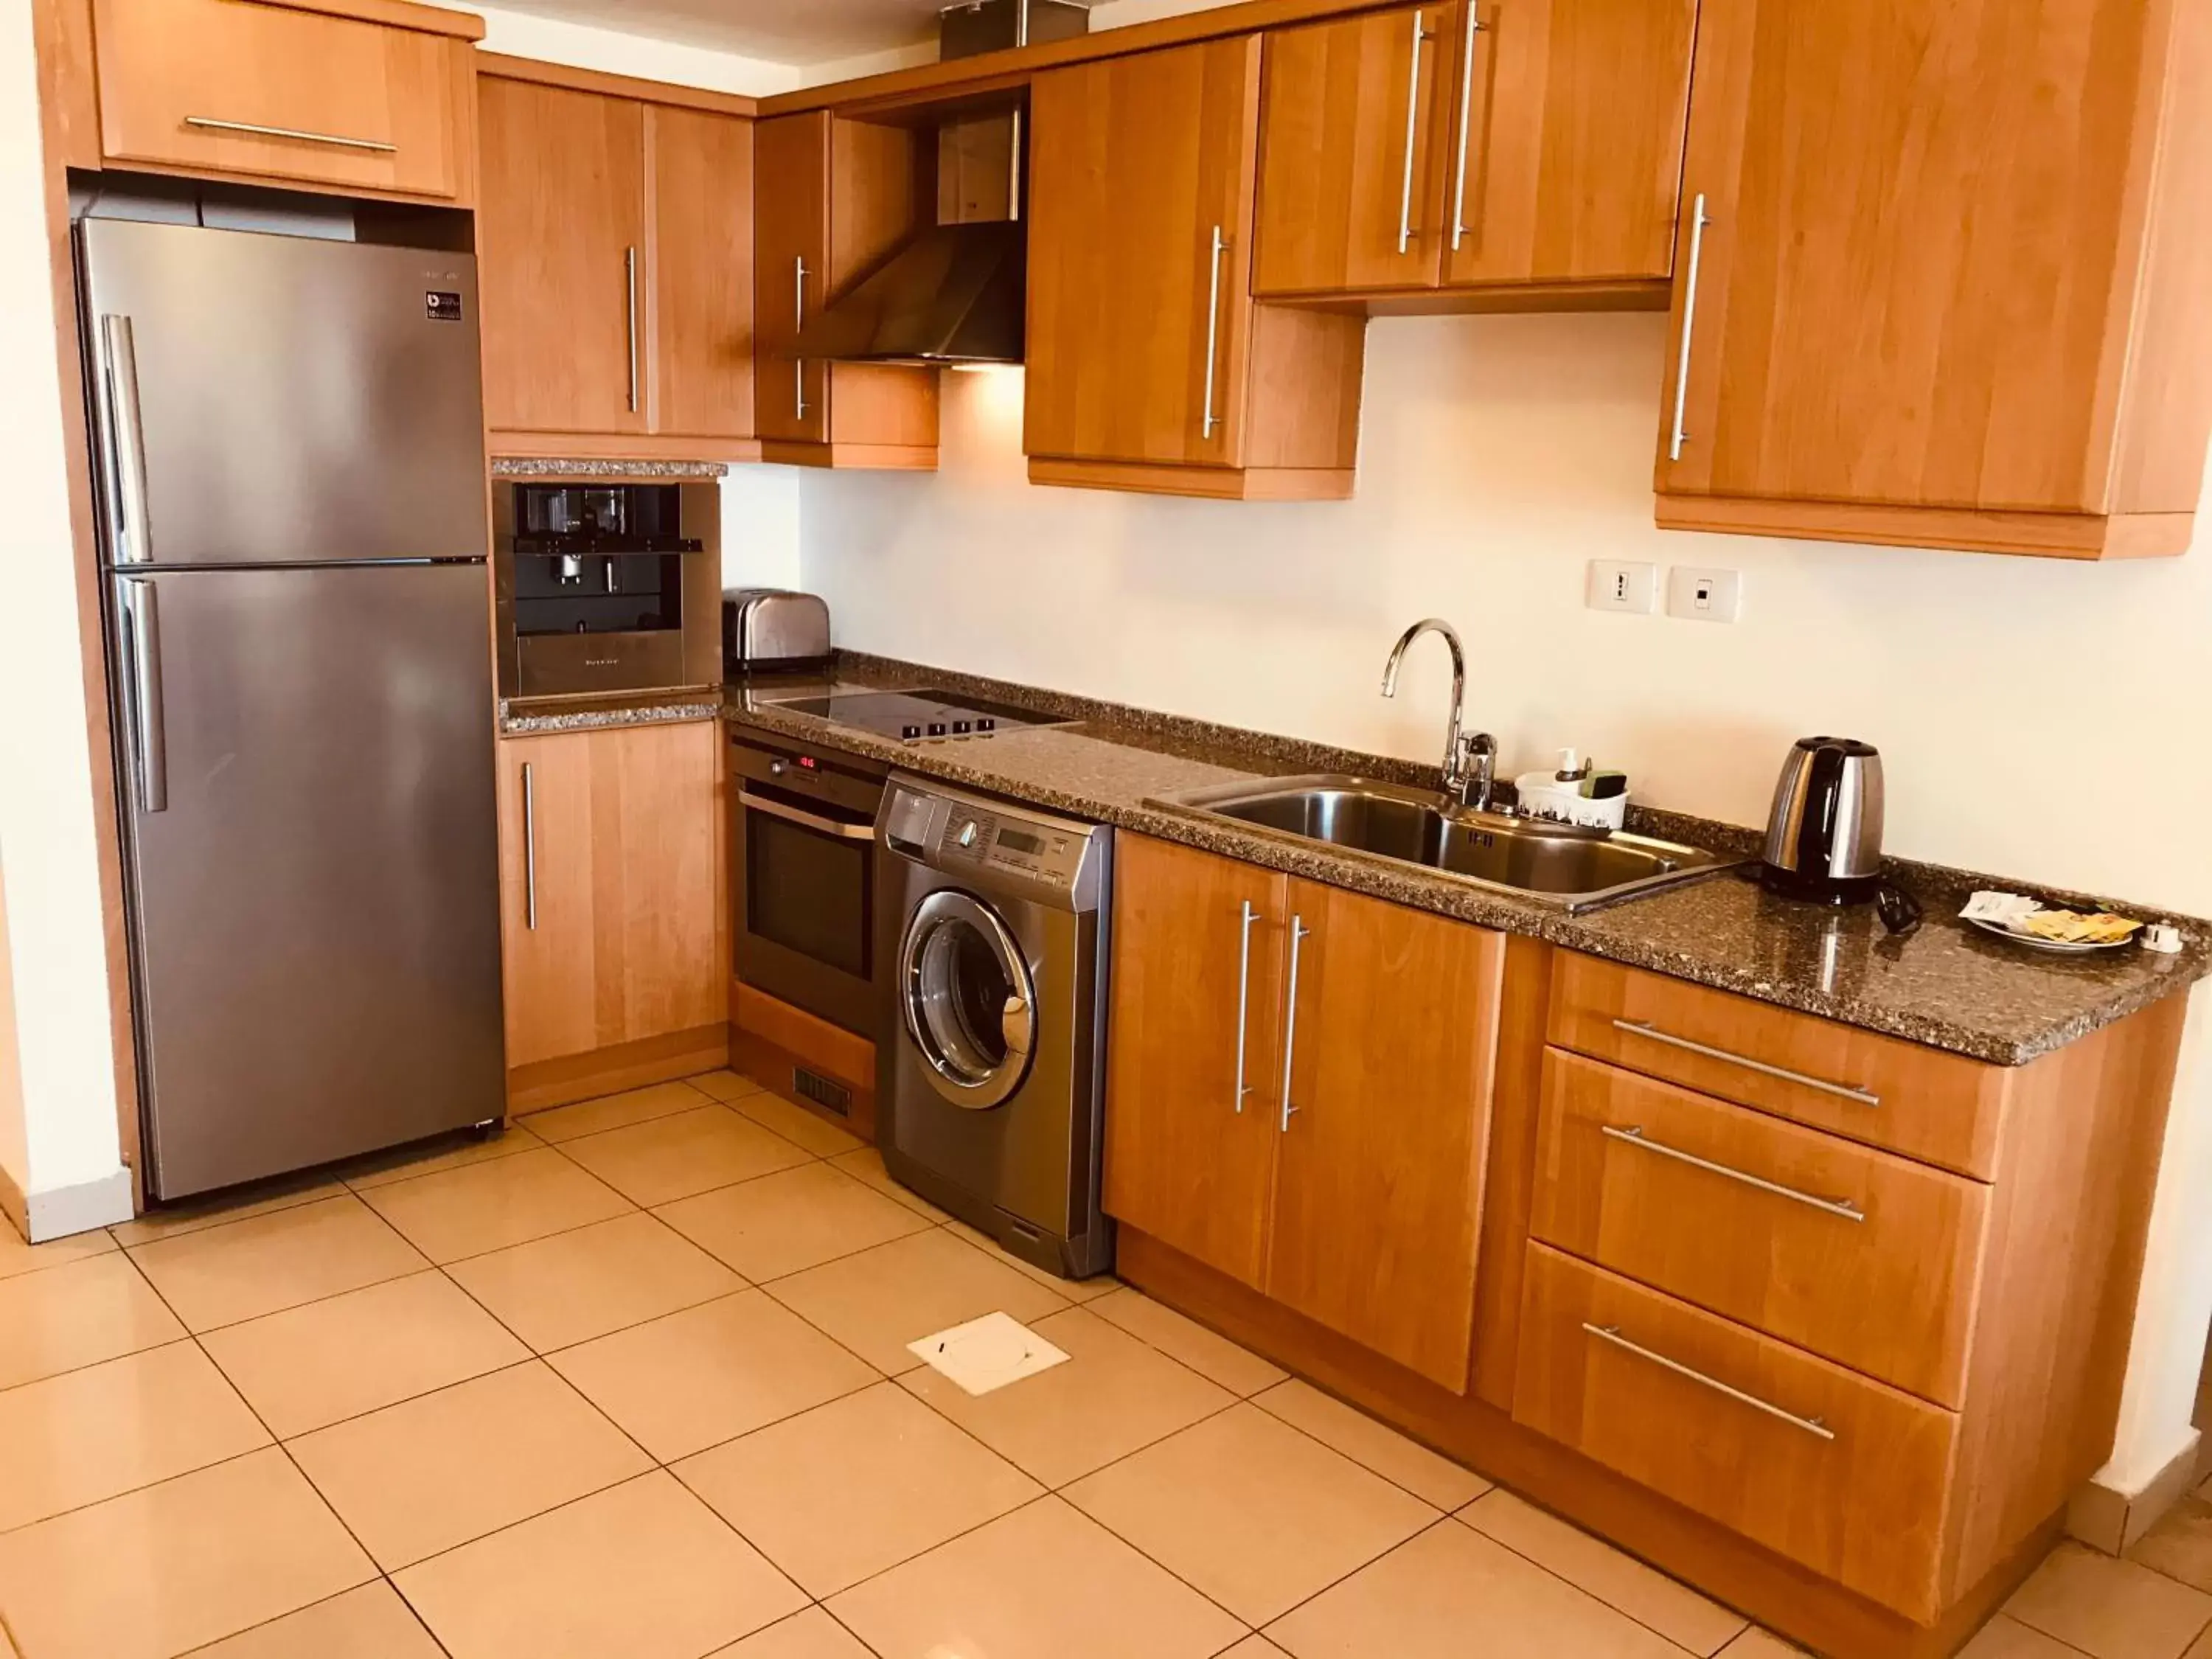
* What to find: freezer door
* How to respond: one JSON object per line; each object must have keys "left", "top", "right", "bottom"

{"left": 112, "top": 563, "right": 504, "bottom": 1198}
{"left": 80, "top": 217, "right": 486, "bottom": 568}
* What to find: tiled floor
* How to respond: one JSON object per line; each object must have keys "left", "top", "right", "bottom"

{"left": 4, "top": 1070, "right": 2211, "bottom": 1658}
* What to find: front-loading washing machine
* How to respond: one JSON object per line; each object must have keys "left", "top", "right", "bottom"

{"left": 876, "top": 773, "right": 1114, "bottom": 1279}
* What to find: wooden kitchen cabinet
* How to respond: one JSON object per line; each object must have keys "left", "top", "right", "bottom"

{"left": 1025, "top": 37, "right": 1367, "bottom": 500}
{"left": 1655, "top": 0, "right": 2212, "bottom": 557}
{"left": 752, "top": 110, "right": 939, "bottom": 469}
{"left": 497, "top": 721, "right": 728, "bottom": 1105}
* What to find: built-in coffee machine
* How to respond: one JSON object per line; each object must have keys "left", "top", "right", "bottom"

{"left": 493, "top": 482, "right": 723, "bottom": 699}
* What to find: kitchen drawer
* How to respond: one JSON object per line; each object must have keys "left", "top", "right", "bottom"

{"left": 1514, "top": 1243, "right": 1956, "bottom": 1621}
{"left": 93, "top": 0, "right": 470, "bottom": 201}
{"left": 1531, "top": 1048, "right": 1987, "bottom": 1405}
{"left": 1549, "top": 953, "right": 2007, "bottom": 1178}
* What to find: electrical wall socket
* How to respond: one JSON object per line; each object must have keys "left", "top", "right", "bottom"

{"left": 1667, "top": 566, "right": 1742, "bottom": 622}
{"left": 1586, "top": 560, "right": 1658, "bottom": 615}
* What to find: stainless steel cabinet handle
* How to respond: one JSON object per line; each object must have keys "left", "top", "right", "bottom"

{"left": 1601, "top": 1124, "right": 1866, "bottom": 1222}
{"left": 522, "top": 762, "right": 538, "bottom": 931}
{"left": 118, "top": 578, "right": 166, "bottom": 814}
{"left": 793, "top": 256, "right": 810, "bottom": 421}
{"left": 1583, "top": 1323, "right": 1836, "bottom": 1441}
{"left": 1279, "top": 915, "right": 1311, "bottom": 1131}
{"left": 740, "top": 790, "right": 876, "bottom": 841}
{"left": 1610, "top": 1018, "right": 1880, "bottom": 1106}
{"left": 1667, "top": 192, "right": 1711, "bottom": 462}
{"left": 1232, "top": 900, "right": 1259, "bottom": 1113}
{"left": 1397, "top": 9, "right": 1436, "bottom": 254}
{"left": 98, "top": 316, "right": 153, "bottom": 566}
{"left": 183, "top": 115, "right": 396, "bottom": 153}
{"left": 624, "top": 247, "right": 640, "bottom": 414}
{"left": 1448, "top": 3, "right": 1489, "bottom": 251}
{"left": 1200, "top": 225, "right": 1227, "bottom": 440}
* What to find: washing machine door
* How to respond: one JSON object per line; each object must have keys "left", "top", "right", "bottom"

{"left": 899, "top": 889, "right": 1038, "bottom": 1110}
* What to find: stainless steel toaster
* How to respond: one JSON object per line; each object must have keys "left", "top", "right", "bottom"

{"left": 723, "top": 588, "right": 831, "bottom": 674}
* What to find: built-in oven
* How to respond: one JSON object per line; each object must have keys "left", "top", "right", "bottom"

{"left": 730, "top": 733, "right": 888, "bottom": 1038}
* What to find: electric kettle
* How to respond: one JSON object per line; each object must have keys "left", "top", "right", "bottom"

{"left": 1760, "top": 737, "right": 1885, "bottom": 904}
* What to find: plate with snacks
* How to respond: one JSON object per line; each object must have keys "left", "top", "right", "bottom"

{"left": 1961, "top": 891, "right": 2143, "bottom": 954}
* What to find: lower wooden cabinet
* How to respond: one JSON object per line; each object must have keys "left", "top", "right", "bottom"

{"left": 496, "top": 720, "right": 726, "bottom": 1077}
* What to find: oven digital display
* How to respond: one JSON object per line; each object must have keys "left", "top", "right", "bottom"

{"left": 998, "top": 827, "right": 1046, "bottom": 857}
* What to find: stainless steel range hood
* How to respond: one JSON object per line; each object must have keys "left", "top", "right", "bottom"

{"left": 794, "top": 216, "right": 1026, "bottom": 366}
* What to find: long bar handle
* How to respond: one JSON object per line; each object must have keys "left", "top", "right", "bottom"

{"left": 183, "top": 115, "right": 396, "bottom": 153}
{"left": 1397, "top": 10, "right": 1436, "bottom": 254}
{"left": 740, "top": 790, "right": 876, "bottom": 842}
{"left": 1584, "top": 1323, "right": 1836, "bottom": 1441}
{"left": 1200, "top": 226, "right": 1227, "bottom": 440}
{"left": 1610, "top": 1018, "right": 1880, "bottom": 1106}
{"left": 119, "top": 578, "right": 166, "bottom": 813}
{"left": 522, "top": 762, "right": 538, "bottom": 931}
{"left": 793, "top": 256, "right": 810, "bottom": 421}
{"left": 624, "top": 247, "right": 640, "bottom": 414}
{"left": 1279, "top": 916, "right": 1311, "bottom": 1130}
{"left": 1232, "top": 900, "right": 1259, "bottom": 1113}
{"left": 1448, "top": 3, "right": 1489, "bottom": 250}
{"left": 99, "top": 316, "right": 153, "bottom": 566}
{"left": 1667, "top": 192, "right": 1711, "bottom": 462}
{"left": 1601, "top": 1124, "right": 1865, "bottom": 1222}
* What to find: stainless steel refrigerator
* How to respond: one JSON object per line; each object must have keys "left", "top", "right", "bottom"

{"left": 79, "top": 216, "right": 505, "bottom": 1201}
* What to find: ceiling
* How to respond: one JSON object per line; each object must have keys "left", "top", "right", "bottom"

{"left": 487, "top": 0, "right": 955, "bottom": 65}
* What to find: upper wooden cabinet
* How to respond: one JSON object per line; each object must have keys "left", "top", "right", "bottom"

{"left": 89, "top": 0, "right": 479, "bottom": 202}
{"left": 1253, "top": 0, "right": 1695, "bottom": 302}
{"left": 752, "top": 111, "right": 940, "bottom": 470}
{"left": 1026, "top": 38, "right": 1367, "bottom": 500}
{"left": 1655, "top": 0, "right": 2212, "bottom": 558}
{"left": 478, "top": 62, "right": 755, "bottom": 456}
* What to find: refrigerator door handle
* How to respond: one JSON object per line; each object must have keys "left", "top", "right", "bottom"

{"left": 119, "top": 577, "right": 168, "bottom": 813}
{"left": 98, "top": 315, "right": 154, "bottom": 566}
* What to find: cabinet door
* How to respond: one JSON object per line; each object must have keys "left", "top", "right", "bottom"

{"left": 754, "top": 111, "right": 830, "bottom": 445}
{"left": 648, "top": 105, "right": 754, "bottom": 440}
{"left": 1253, "top": 5, "right": 1457, "bottom": 296}
{"left": 478, "top": 78, "right": 647, "bottom": 436}
{"left": 1026, "top": 37, "right": 1262, "bottom": 467}
{"left": 1269, "top": 880, "right": 1503, "bottom": 1389}
{"left": 1440, "top": 0, "right": 1694, "bottom": 289}
{"left": 1103, "top": 837, "right": 1287, "bottom": 1290}
{"left": 1657, "top": 0, "right": 2163, "bottom": 512}
{"left": 498, "top": 731, "right": 596, "bottom": 1068}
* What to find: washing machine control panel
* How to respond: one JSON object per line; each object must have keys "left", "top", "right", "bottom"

{"left": 881, "top": 782, "right": 1105, "bottom": 909}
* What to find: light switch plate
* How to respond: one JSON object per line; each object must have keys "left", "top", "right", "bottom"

{"left": 1586, "top": 560, "right": 1658, "bottom": 614}
{"left": 1668, "top": 566, "right": 1742, "bottom": 622}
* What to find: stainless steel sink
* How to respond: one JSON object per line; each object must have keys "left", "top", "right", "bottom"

{"left": 1155, "top": 776, "right": 1742, "bottom": 911}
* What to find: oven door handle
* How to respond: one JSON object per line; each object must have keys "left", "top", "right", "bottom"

{"left": 739, "top": 790, "right": 877, "bottom": 842}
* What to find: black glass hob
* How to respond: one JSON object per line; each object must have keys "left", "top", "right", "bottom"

{"left": 769, "top": 686, "right": 1076, "bottom": 744}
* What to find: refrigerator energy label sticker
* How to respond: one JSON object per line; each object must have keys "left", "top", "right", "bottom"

{"left": 425, "top": 291, "right": 465, "bottom": 322}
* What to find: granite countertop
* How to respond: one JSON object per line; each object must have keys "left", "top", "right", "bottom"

{"left": 502, "top": 689, "right": 723, "bottom": 735}
{"left": 487, "top": 458, "right": 731, "bottom": 480}
{"left": 723, "top": 656, "right": 2210, "bottom": 1067}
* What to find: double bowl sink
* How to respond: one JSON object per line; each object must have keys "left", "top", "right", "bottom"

{"left": 1155, "top": 776, "right": 1741, "bottom": 912}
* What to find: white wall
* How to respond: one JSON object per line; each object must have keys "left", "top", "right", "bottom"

{"left": 465, "top": 4, "right": 803, "bottom": 94}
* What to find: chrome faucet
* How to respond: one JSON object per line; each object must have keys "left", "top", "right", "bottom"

{"left": 1380, "top": 619, "right": 1498, "bottom": 810}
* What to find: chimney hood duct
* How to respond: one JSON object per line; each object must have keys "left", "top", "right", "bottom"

{"left": 794, "top": 218, "right": 1026, "bottom": 367}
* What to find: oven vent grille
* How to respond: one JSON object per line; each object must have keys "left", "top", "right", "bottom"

{"left": 793, "top": 1068, "right": 852, "bottom": 1116}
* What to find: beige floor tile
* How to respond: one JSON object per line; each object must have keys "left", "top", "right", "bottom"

{"left": 356, "top": 1147, "right": 631, "bottom": 1264}
{"left": 288, "top": 1360, "right": 650, "bottom": 1569}
{"left": 1716, "top": 1633, "right": 1813, "bottom": 1658}
{"left": 128, "top": 1194, "right": 428, "bottom": 1331}
{"left": 829, "top": 1495, "right": 1245, "bottom": 1659}
{"left": 829, "top": 1147, "right": 954, "bottom": 1222}
{"left": 108, "top": 1174, "right": 347, "bottom": 1248}
{"left": 727, "top": 1089, "right": 867, "bottom": 1158}
{"left": 0, "top": 1447, "right": 372, "bottom": 1659}
{"left": 1961, "top": 1613, "right": 2093, "bottom": 1657}
{"left": 0, "top": 1341, "right": 269, "bottom": 1531}
{"left": 1460, "top": 1492, "right": 1747, "bottom": 1655}
{"left": 1, "top": 1616, "right": 18, "bottom": 1658}
{"left": 1267, "top": 1519, "right": 1684, "bottom": 1659}
{"left": 182, "top": 1582, "right": 444, "bottom": 1658}
{"left": 686, "top": 1068, "right": 768, "bottom": 1104}
{"left": 765, "top": 1225, "right": 1069, "bottom": 1373}
{"left": 678, "top": 1381, "right": 1043, "bottom": 1597}
{"left": 523, "top": 1079, "right": 717, "bottom": 1143}
{"left": 1065, "top": 1402, "right": 1436, "bottom": 1625}
{"left": 0, "top": 1219, "right": 115, "bottom": 1281}
{"left": 708, "top": 1607, "right": 876, "bottom": 1658}
{"left": 944, "top": 1220, "right": 1120, "bottom": 1303}
{"left": 2008, "top": 1543, "right": 2212, "bottom": 1659}
{"left": 0, "top": 1251, "right": 184, "bottom": 1390}
{"left": 198, "top": 1270, "right": 528, "bottom": 1438}
{"left": 1255, "top": 1380, "right": 1491, "bottom": 1511}
{"left": 656, "top": 1163, "right": 933, "bottom": 1282}
{"left": 396, "top": 1470, "right": 805, "bottom": 1659}
{"left": 1220, "top": 1641, "right": 1295, "bottom": 1659}
{"left": 1088, "top": 1286, "right": 1288, "bottom": 1397}
{"left": 446, "top": 1211, "right": 742, "bottom": 1352}
{"left": 341, "top": 1122, "right": 543, "bottom": 1191}
{"left": 549, "top": 1289, "right": 877, "bottom": 1462}
{"left": 2133, "top": 1495, "right": 2212, "bottom": 1594}
{"left": 559, "top": 1107, "right": 815, "bottom": 1207}
{"left": 902, "top": 1304, "right": 1233, "bottom": 1486}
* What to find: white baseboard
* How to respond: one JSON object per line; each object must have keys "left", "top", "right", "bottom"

{"left": 2070, "top": 1427, "right": 2205, "bottom": 1554}
{"left": 25, "top": 1167, "right": 134, "bottom": 1242}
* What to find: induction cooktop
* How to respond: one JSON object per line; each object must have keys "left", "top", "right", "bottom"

{"left": 768, "top": 686, "right": 1077, "bottom": 744}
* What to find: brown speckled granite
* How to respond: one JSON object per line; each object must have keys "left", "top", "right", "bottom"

{"left": 726, "top": 656, "right": 2209, "bottom": 1066}
{"left": 488, "top": 458, "right": 730, "bottom": 480}
{"left": 503, "top": 689, "right": 721, "bottom": 734}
